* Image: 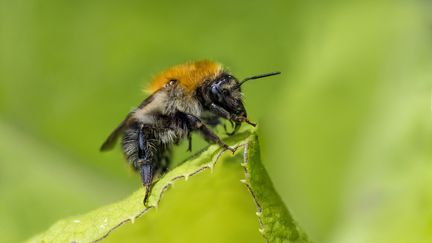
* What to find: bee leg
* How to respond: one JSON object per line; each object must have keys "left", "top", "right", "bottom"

{"left": 140, "top": 163, "right": 153, "bottom": 205}
{"left": 159, "top": 156, "right": 169, "bottom": 174}
{"left": 137, "top": 125, "right": 153, "bottom": 205}
{"left": 209, "top": 103, "right": 232, "bottom": 120}
{"left": 226, "top": 122, "right": 241, "bottom": 136}
{"left": 209, "top": 103, "right": 244, "bottom": 135}
{"left": 181, "top": 112, "right": 236, "bottom": 153}
{"left": 202, "top": 113, "right": 221, "bottom": 127}
{"left": 209, "top": 103, "right": 254, "bottom": 126}
{"left": 158, "top": 147, "right": 172, "bottom": 175}
{"left": 187, "top": 132, "right": 192, "bottom": 152}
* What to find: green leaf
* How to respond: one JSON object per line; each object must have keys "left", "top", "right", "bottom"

{"left": 27, "top": 128, "right": 310, "bottom": 243}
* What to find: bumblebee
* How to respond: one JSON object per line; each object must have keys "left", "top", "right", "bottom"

{"left": 100, "top": 60, "right": 280, "bottom": 203}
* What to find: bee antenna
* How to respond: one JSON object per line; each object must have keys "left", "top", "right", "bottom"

{"left": 238, "top": 72, "right": 281, "bottom": 87}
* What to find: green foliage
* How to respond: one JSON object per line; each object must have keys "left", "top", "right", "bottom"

{"left": 1, "top": 1, "right": 431, "bottom": 242}
{"left": 28, "top": 128, "right": 310, "bottom": 243}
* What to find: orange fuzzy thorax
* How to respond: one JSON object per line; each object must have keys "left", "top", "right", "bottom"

{"left": 146, "top": 60, "right": 223, "bottom": 94}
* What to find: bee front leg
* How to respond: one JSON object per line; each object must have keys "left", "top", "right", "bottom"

{"left": 209, "top": 103, "right": 256, "bottom": 126}
{"left": 209, "top": 103, "right": 242, "bottom": 135}
{"left": 209, "top": 103, "right": 232, "bottom": 120}
{"left": 180, "top": 112, "right": 236, "bottom": 153}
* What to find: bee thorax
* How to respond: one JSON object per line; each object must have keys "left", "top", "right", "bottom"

{"left": 164, "top": 87, "right": 202, "bottom": 117}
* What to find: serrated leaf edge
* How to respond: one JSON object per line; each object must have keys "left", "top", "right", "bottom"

{"left": 92, "top": 142, "right": 248, "bottom": 242}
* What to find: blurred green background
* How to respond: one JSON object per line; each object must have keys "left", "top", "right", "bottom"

{"left": 1, "top": 0, "right": 431, "bottom": 242}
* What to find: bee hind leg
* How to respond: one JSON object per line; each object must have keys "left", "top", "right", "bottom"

{"left": 140, "top": 163, "right": 153, "bottom": 205}
{"left": 137, "top": 124, "right": 154, "bottom": 205}
{"left": 187, "top": 132, "right": 192, "bottom": 152}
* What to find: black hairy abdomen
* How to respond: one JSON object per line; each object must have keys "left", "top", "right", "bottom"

{"left": 121, "top": 115, "right": 189, "bottom": 172}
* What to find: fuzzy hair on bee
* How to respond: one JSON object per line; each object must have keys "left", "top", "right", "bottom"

{"left": 100, "top": 60, "right": 280, "bottom": 204}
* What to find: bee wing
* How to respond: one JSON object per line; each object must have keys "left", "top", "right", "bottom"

{"left": 100, "top": 113, "right": 132, "bottom": 151}
{"left": 100, "top": 94, "right": 157, "bottom": 152}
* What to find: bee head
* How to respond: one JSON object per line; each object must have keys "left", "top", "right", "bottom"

{"left": 209, "top": 73, "right": 247, "bottom": 118}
